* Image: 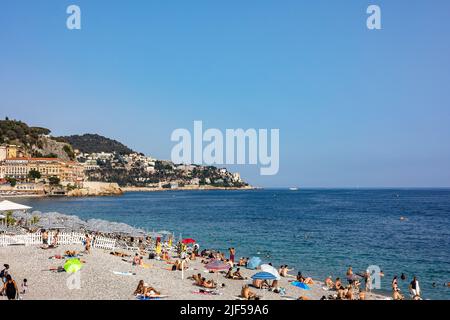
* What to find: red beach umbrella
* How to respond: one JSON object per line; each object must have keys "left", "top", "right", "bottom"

{"left": 182, "top": 238, "right": 196, "bottom": 244}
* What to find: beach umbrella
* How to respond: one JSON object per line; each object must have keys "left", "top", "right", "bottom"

{"left": 37, "top": 219, "right": 66, "bottom": 230}
{"left": 260, "top": 264, "right": 281, "bottom": 280}
{"left": 204, "top": 260, "right": 230, "bottom": 285}
{"left": 291, "top": 281, "right": 311, "bottom": 290}
{"left": 0, "top": 200, "right": 32, "bottom": 212}
{"left": 205, "top": 260, "right": 230, "bottom": 271}
{"left": 64, "top": 258, "right": 83, "bottom": 273}
{"left": 251, "top": 272, "right": 278, "bottom": 281}
{"left": 246, "top": 257, "right": 262, "bottom": 270}
{"left": 182, "top": 238, "right": 196, "bottom": 244}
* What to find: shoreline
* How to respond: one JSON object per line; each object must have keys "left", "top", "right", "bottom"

{"left": 0, "top": 186, "right": 256, "bottom": 199}
{"left": 121, "top": 186, "right": 256, "bottom": 193}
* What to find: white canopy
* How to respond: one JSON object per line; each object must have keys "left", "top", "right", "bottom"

{"left": 0, "top": 200, "right": 32, "bottom": 212}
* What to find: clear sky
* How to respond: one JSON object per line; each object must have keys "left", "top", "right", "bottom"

{"left": 1, "top": 0, "right": 450, "bottom": 187}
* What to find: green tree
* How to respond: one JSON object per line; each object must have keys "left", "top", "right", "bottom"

{"left": 5, "top": 211, "right": 16, "bottom": 226}
{"left": 28, "top": 169, "right": 42, "bottom": 181}
{"left": 5, "top": 177, "right": 16, "bottom": 187}
{"left": 63, "top": 145, "right": 75, "bottom": 160}
{"left": 48, "top": 176, "right": 61, "bottom": 186}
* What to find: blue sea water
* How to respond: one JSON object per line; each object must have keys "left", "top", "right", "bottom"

{"left": 17, "top": 189, "right": 450, "bottom": 300}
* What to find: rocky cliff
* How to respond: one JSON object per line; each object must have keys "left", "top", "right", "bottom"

{"left": 67, "top": 182, "right": 123, "bottom": 197}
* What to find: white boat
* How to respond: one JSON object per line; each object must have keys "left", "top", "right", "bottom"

{"left": 289, "top": 187, "right": 299, "bottom": 191}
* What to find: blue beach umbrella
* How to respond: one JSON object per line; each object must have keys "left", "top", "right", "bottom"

{"left": 291, "top": 281, "right": 311, "bottom": 290}
{"left": 246, "top": 257, "right": 262, "bottom": 270}
{"left": 251, "top": 272, "right": 278, "bottom": 281}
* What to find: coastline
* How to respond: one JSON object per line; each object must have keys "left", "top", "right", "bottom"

{"left": 0, "top": 185, "right": 256, "bottom": 199}
{"left": 121, "top": 185, "right": 256, "bottom": 193}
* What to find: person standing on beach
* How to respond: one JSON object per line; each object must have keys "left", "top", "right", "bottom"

{"left": 392, "top": 276, "right": 399, "bottom": 290}
{"left": 84, "top": 234, "right": 91, "bottom": 254}
{"left": 42, "top": 229, "right": 48, "bottom": 246}
{"left": 365, "top": 271, "right": 372, "bottom": 292}
{"left": 229, "top": 248, "right": 235, "bottom": 264}
{"left": 2, "top": 275, "right": 18, "bottom": 300}
{"left": 155, "top": 239, "right": 162, "bottom": 257}
{"left": 409, "top": 276, "right": 421, "bottom": 298}
{"left": 51, "top": 229, "right": 60, "bottom": 247}
{"left": 20, "top": 279, "right": 28, "bottom": 295}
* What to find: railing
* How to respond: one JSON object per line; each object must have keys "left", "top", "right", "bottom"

{"left": 92, "top": 236, "right": 116, "bottom": 250}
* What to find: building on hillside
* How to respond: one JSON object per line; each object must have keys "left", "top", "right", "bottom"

{"left": 0, "top": 157, "right": 84, "bottom": 185}
{"left": 83, "top": 159, "right": 100, "bottom": 171}
{"left": 6, "top": 145, "right": 18, "bottom": 158}
{"left": 0, "top": 145, "right": 28, "bottom": 160}
{"left": 0, "top": 146, "right": 7, "bottom": 161}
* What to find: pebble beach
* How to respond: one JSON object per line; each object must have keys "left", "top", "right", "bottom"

{"left": 0, "top": 244, "right": 389, "bottom": 300}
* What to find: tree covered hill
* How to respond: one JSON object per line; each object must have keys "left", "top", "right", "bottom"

{"left": 59, "top": 134, "right": 135, "bottom": 155}
{"left": 0, "top": 118, "right": 50, "bottom": 147}
{"left": 0, "top": 118, "right": 76, "bottom": 160}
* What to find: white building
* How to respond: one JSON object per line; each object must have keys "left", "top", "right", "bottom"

{"left": 0, "top": 146, "right": 7, "bottom": 161}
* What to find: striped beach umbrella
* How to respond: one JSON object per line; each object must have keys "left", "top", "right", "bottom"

{"left": 251, "top": 272, "right": 278, "bottom": 280}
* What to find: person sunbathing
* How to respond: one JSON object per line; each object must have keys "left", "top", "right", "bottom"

{"left": 270, "top": 280, "right": 280, "bottom": 293}
{"left": 225, "top": 268, "right": 234, "bottom": 279}
{"left": 279, "top": 265, "right": 293, "bottom": 277}
{"left": 393, "top": 290, "right": 404, "bottom": 300}
{"left": 297, "top": 272, "right": 314, "bottom": 284}
{"left": 345, "top": 286, "right": 354, "bottom": 300}
{"left": 176, "top": 259, "right": 188, "bottom": 271}
{"left": 132, "top": 254, "right": 141, "bottom": 266}
{"left": 359, "top": 289, "right": 366, "bottom": 300}
{"left": 134, "top": 280, "right": 161, "bottom": 296}
{"left": 335, "top": 278, "right": 343, "bottom": 290}
{"left": 65, "top": 250, "right": 78, "bottom": 257}
{"left": 189, "top": 273, "right": 203, "bottom": 286}
{"left": 325, "top": 276, "right": 334, "bottom": 289}
{"left": 162, "top": 251, "right": 170, "bottom": 261}
{"left": 241, "top": 285, "right": 258, "bottom": 300}
{"left": 337, "top": 287, "right": 346, "bottom": 300}
{"left": 110, "top": 251, "right": 130, "bottom": 258}
{"left": 252, "top": 279, "right": 269, "bottom": 289}
{"left": 201, "top": 278, "right": 217, "bottom": 289}
{"left": 232, "top": 268, "right": 244, "bottom": 280}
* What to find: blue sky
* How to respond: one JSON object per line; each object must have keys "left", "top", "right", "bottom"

{"left": 1, "top": 0, "right": 450, "bottom": 187}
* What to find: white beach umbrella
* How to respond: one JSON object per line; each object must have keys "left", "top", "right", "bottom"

{"left": 260, "top": 264, "right": 281, "bottom": 280}
{"left": 0, "top": 200, "right": 32, "bottom": 212}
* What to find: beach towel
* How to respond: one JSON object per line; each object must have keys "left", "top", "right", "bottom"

{"left": 112, "top": 271, "right": 136, "bottom": 276}
{"left": 192, "top": 289, "right": 222, "bottom": 296}
{"left": 136, "top": 294, "right": 168, "bottom": 300}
